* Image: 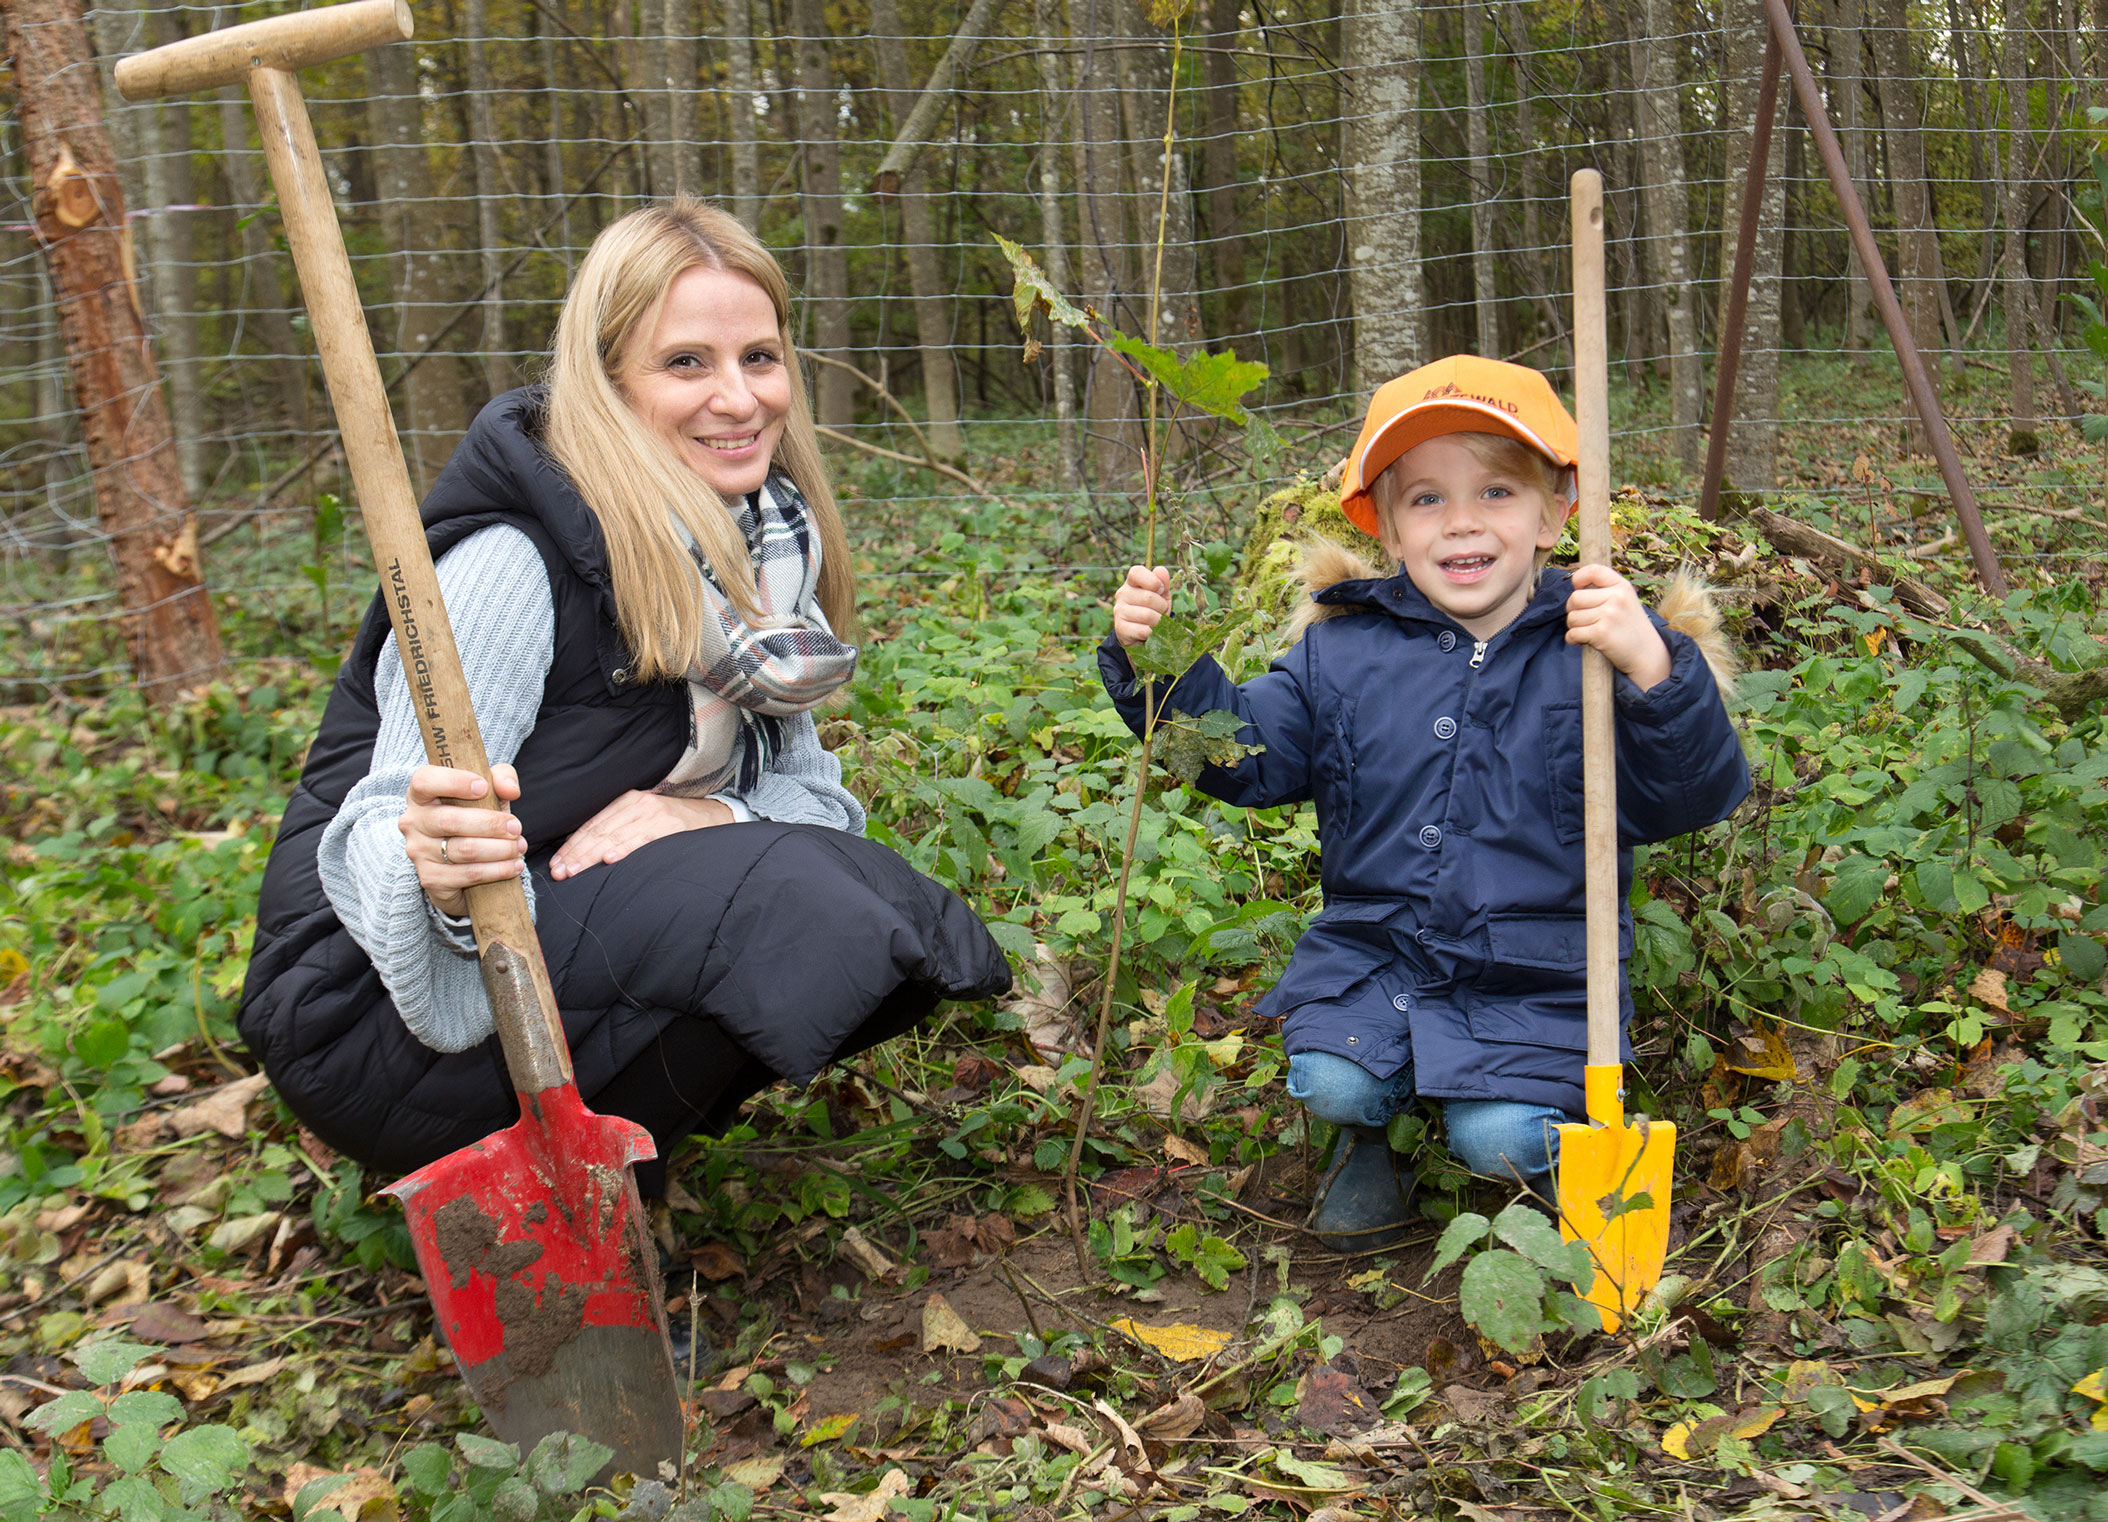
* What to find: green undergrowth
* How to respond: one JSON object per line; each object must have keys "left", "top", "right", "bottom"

{"left": 3, "top": 418, "right": 2108, "bottom": 1516}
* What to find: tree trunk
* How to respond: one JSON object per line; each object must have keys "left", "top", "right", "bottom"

{"left": 537, "top": 3, "right": 573, "bottom": 269}
{"left": 873, "top": 0, "right": 966, "bottom": 461}
{"left": 1946, "top": 0, "right": 2000, "bottom": 318}
{"left": 1117, "top": 0, "right": 1203, "bottom": 354}
{"left": 1463, "top": 0, "right": 1498, "bottom": 358}
{"left": 789, "top": 0, "right": 854, "bottom": 427}
{"left": 1716, "top": 0, "right": 1787, "bottom": 490}
{"left": 1631, "top": 0, "right": 1701, "bottom": 468}
{"left": 1830, "top": 0, "right": 1873, "bottom": 349}
{"left": 1343, "top": 0, "right": 1422, "bottom": 390}
{"left": 1202, "top": 0, "right": 1247, "bottom": 354}
{"left": 1033, "top": 0, "right": 1081, "bottom": 488}
{"left": 2000, "top": 0, "right": 2036, "bottom": 436}
{"left": 721, "top": 0, "right": 763, "bottom": 229}
{"left": 1866, "top": 0, "right": 1946, "bottom": 379}
{"left": 1069, "top": 0, "right": 1139, "bottom": 483}
{"left": 5, "top": 0, "right": 223, "bottom": 699}
{"left": 364, "top": 33, "right": 467, "bottom": 494}
{"left": 465, "top": 0, "right": 511, "bottom": 402}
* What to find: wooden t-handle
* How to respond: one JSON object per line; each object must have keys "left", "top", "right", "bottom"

{"left": 116, "top": 0, "right": 411, "bottom": 100}
{"left": 1570, "top": 169, "right": 1619, "bottom": 1080}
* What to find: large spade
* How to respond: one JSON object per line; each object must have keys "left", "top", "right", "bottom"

{"left": 1555, "top": 169, "right": 1678, "bottom": 1335}
{"left": 118, "top": 1, "right": 684, "bottom": 1471}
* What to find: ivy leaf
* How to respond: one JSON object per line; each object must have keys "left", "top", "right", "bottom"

{"left": 1104, "top": 329, "right": 1269, "bottom": 425}
{"left": 992, "top": 234, "right": 1094, "bottom": 337}
{"left": 1458, "top": 1248, "right": 1549, "bottom": 1354}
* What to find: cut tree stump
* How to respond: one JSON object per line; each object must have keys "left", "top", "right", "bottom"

{"left": 5, "top": 0, "right": 222, "bottom": 700}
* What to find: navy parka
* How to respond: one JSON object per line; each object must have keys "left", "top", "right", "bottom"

{"left": 1098, "top": 565, "right": 1750, "bottom": 1118}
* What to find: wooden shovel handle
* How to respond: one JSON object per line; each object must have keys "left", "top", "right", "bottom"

{"left": 1570, "top": 170, "right": 1619, "bottom": 1077}
{"left": 116, "top": 0, "right": 410, "bottom": 100}
{"left": 243, "top": 64, "right": 571, "bottom": 1098}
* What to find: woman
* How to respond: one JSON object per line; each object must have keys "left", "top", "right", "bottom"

{"left": 239, "top": 202, "right": 1010, "bottom": 1190}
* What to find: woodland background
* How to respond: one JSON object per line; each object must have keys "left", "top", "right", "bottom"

{"left": 3, "top": 2, "right": 2108, "bottom": 1519}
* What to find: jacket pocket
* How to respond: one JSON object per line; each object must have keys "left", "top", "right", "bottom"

{"left": 1484, "top": 911, "right": 1633, "bottom": 971}
{"left": 1541, "top": 700, "right": 1584, "bottom": 846}
{"left": 1467, "top": 912, "right": 1633, "bottom": 1052}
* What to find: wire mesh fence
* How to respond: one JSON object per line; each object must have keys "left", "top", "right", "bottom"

{"left": 2, "top": 0, "right": 2104, "bottom": 695}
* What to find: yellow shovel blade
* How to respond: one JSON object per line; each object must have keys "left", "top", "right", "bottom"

{"left": 1556, "top": 1111, "right": 1676, "bottom": 1334}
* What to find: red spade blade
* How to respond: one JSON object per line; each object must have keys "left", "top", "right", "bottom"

{"left": 384, "top": 1083, "right": 682, "bottom": 1476}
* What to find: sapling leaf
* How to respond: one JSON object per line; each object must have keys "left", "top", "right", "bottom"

{"left": 1103, "top": 330, "right": 1269, "bottom": 425}
{"left": 70, "top": 1336, "right": 157, "bottom": 1388}
{"left": 1426, "top": 1211, "right": 1491, "bottom": 1280}
{"left": 158, "top": 1424, "right": 250, "bottom": 1501}
{"left": 1491, "top": 1203, "right": 1595, "bottom": 1288}
{"left": 992, "top": 234, "right": 1095, "bottom": 336}
{"left": 1457, "top": 1248, "right": 1549, "bottom": 1354}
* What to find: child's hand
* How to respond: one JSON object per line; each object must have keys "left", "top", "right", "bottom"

{"left": 1112, "top": 565, "right": 1171, "bottom": 648}
{"left": 1565, "top": 565, "right": 1672, "bottom": 690}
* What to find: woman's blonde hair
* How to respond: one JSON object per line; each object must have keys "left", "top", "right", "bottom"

{"left": 545, "top": 200, "right": 853, "bottom": 682}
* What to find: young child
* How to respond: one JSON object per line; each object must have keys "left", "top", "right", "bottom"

{"left": 1101, "top": 356, "right": 1750, "bottom": 1247}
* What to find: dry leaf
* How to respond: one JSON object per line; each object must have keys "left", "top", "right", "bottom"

{"left": 839, "top": 1226, "right": 901, "bottom": 1283}
{"left": 722, "top": 1453, "right": 785, "bottom": 1490}
{"left": 282, "top": 1465, "right": 395, "bottom": 1521}
{"left": 920, "top": 1292, "right": 981, "bottom": 1354}
{"left": 1108, "top": 1317, "right": 1231, "bottom": 1363}
{"left": 1134, "top": 1065, "right": 1214, "bottom": 1123}
{"left": 168, "top": 1073, "right": 270, "bottom": 1141}
{"left": 1013, "top": 1063, "right": 1059, "bottom": 1093}
{"left": 1162, "top": 1134, "right": 1209, "bottom": 1167}
{"left": 1040, "top": 1422, "right": 1095, "bottom": 1454}
{"left": 817, "top": 1467, "right": 912, "bottom": 1522}
{"left": 1296, "top": 1363, "right": 1378, "bottom": 1436}
{"left": 82, "top": 1259, "right": 150, "bottom": 1308}
{"left": 1004, "top": 944, "right": 1078, "bottom": 1055}
{"left": 1725, "top": 1027, "right": 1798, "bottom": 1082}
{"left": 1136, "top": 1391, "right": 1207, "bottom": 1439}
{"left": 1968, "top": 966, "right": 2010, "bottom": 1013}
{"left": 1092, "top": 1397, "right": 1151, "bottom": 1466}
{"left": 217, "top": 1356, "right": 284, "bottom": 1389}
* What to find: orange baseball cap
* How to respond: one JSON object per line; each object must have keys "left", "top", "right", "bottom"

{"left": 1339, "top": 355, "right": 1579, "bottom": 535}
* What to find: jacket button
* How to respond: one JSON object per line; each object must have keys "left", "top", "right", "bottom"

{"left": 1433, "top": 715, "right": 1457, "bottom": 740}
{"left": 1437, "top": 631, "right": 1457, "bottom": 652}
{"left": 1391, "top": 993, "right": 1411, "bottom": 1012}
{"left": 611, "top": 666, "right": 631, "bottom": 686}
{"left": 1419, "top": 824, "right": 1442, "bottom": 849}
{"left": 1346, "top": 1034, "right": 1360, "bottom": 1044}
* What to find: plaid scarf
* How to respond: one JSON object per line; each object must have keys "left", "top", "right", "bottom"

{"left": 657, "top": 472, "right": 857, "bottom": 798}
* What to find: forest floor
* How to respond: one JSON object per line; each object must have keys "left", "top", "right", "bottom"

{"left": 4, "top": 356, "right": 2108, "bottom": 1520}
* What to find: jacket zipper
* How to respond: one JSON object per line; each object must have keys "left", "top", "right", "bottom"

{"left": 1469, "top": 639, "right": 1489, "bottom": 669}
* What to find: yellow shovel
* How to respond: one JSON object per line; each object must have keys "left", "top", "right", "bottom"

{"left": 1556, "top": 169, "right": 1677, "bottom": 1334}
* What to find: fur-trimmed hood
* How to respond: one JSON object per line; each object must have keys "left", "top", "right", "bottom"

{"left": 1284, "top": 536, "right": 1740, "bottom": 703}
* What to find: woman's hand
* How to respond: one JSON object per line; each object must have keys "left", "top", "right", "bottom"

{"left": 549, "top": 791, "right": 734, "bottom": 881}
{"left": 1565, "top": 564, "right": 1672, "bottom": 691}
{"left": 1113, "top": 564, "right": 1171, "bottom": 648}
{"left": 402, "top": 764, "right": 527, "bottom": 920}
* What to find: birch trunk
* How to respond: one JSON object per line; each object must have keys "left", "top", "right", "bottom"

{"left": 1343, "top": 0, "right": 1422, "bottom": 390}
{"left": 364, "top": 34, "right": 467, "bottom": 493}
{"left": 873, "top": 0, "right": 966, "bottom": 461}
{"left": 721, "top": 0, "right": 763, "bottom": 229}
{"left": 1717, "top": 0, "right": 1787, "bottom": 490}
{"left": 1463, "top": 0, "right": 1498, "bottom": 358}
{"left": 789, "top": 0, "right": 855, "bottom": 426}
{"left": 1630, "top": 0, "right": 1701, "bottom": 467}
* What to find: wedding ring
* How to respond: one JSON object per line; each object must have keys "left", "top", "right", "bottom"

{"left": 439, "top": 837, "right": 454, "bottom": 866}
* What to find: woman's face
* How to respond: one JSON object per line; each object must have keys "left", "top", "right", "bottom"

{"left": 618, "top": 265, "right": 791, "bottom": 500}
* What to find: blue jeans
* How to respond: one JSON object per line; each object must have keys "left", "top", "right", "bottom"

{"left": 1286, "top": 1051, "right": 1571, "bottom": 1189}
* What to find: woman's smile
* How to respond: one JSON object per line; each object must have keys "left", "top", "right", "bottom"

{"left": 620, "top": 264, "right": 791, "bottom": 498}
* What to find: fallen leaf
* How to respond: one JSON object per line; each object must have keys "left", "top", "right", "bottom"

{"left": 167, "top": 1073, "right": 270, "bottom": 1141}
{"left": 920, "top": 1292, "right": 981, "bottom": 1354}
{"left": 1005, "top": 944, "right": 1077, "bottom": 1055}
{"left": 1162, "top": 1134, "right": 1210, "bottom": 1167}
{"left": 802, "top": 1411, "right": 858, "bottom": 1447}
{"left": 216, "top": 1356, "right": 283, "bottom": 1389}
{"left": 1136, "top": 1391, "right": 1207, "bottom": 1439}
{"left": 1041, "top": 1421, "right": 1094, "bottom": 1454}
{"left": 1013, "top": 1063, "right": 1059, "bottom": 1093}
{"left": 1967, "top": 1224, "right": 2015, "bottom": 1265}
{"left": 1134, "top": 1065, "right": 1215, "bottom": 1122}
{"left": 686, "top": 1240, "right": 745, "bottom": 1281}
{"left": 1295, "top": 1363, "right": 1377, "bottom": 1436}
{"left": 207, "top": 1211, "right": 281, "bottom": 1254}
{"left": 1725, "top": 1026, "right": 1799, "bottom": 1082}
{"left": 1968, "top": 965, "right": 2010, "bottom": 1012}
{"left": 1092, "top": 1398, "right": 1151, "bottom": 1465}
{"left": 722, "top": 1453, "right": 785, "bottom": 1491}
{"left": 817, "top": 1467, "right": 911, "bottom": 1522}
{"left": 281, "top": 1465, "right": 395, "bottom": 1520}
{"left": 120, "top": 1302, "right": 208, "bottom": 1343}
{"left": 1109, "top": 1317, "right": 1232, "bottom": 1363}
{"left": 82, "top": 1259, "right": 150, "bottom": 1308}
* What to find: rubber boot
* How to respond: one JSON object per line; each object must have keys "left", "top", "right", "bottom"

{"left": 1308, "top": 1125, "right": 1416, "bottom": 1251}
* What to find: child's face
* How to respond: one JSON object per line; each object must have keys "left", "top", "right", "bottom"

{"left": 1374, "top": 434, "right": 1571, "bottom": 640}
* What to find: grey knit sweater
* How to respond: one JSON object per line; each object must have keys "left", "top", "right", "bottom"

{"left": 315, "top": 524, "right": 866, "bottom": 1052}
